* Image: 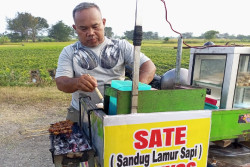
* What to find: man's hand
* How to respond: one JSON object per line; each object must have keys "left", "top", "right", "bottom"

{"left": 76, "top": 74, "right": 97, "bottom": 92}
{"left": 55, "top": 74, "right": 97, "bottom": 93}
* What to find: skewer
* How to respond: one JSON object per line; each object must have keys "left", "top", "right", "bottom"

{"left": 87, "top": 74, "right": 104, "bottom": 102}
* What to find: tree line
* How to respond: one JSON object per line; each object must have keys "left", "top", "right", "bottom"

{"left": 0, "top": 12, "right": 161, "bottom": 43}
{"left": 1, "top": 12, "right": 75, "bottom": 43}
{"left": 180, "top": 31, "right": 250, "bottom": 40}
{"left": 1, "top": 12, "right": 250, "bottom": 44}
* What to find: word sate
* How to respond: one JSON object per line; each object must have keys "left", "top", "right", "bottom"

{"left": 134, "top": 126, "right": 187, "bottom": 149}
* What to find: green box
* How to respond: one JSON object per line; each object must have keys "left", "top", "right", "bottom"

{"left": 104, "top": 85, "right": 206, "bottom": 114}
{"left": 109, "top": 80, "right": 151, "bottom": 115}
{"left": 210, "top": 109, "right": 250, "bottom": 141}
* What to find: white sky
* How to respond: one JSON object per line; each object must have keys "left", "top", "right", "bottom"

{"left": 1, "top": 0, "right": 250, "bottom": 37}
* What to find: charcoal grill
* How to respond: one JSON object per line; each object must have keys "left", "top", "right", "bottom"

{"left": 49, "top": 95, "right": 100, "bottom": 167}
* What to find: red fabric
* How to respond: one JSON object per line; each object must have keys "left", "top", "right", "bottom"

{"left": 205, "top": 97, "right": 217, "bottom": 105}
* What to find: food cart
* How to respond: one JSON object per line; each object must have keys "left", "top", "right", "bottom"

{"left": 49, "top": 1, "right": 250, "bottom": 165}
{"left": 49, "top": 46, "right": 250, "bottom": 167}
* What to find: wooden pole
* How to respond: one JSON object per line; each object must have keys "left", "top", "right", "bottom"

{"left": 131, "top": 0, "right": 143, "bottom": 114}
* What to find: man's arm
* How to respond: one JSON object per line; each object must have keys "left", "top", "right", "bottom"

{"left": 55, "top": 74, "right": 98, "bottom": 93}
{"left": 139, "top": 60, "right": 156, "bottom": 84}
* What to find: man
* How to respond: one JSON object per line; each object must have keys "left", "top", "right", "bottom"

{"left": 55, "top": 2, "right": 156, "bottom": 122}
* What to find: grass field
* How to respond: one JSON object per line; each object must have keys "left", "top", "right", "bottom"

{"left": 0, "top": 42, "right": 72, "bottom": 86}
{"left": 1, "top": 39, "right": 250, "bottom": 86}
{"left": 0, "top": 40, "right": 189, "bottom": 86}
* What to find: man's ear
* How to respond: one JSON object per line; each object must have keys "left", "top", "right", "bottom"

{"left": 72, "top": 24, "right": 76, "bottom": 30}
{"left": 102, "top": 18, "right": 106, "bottom": 26}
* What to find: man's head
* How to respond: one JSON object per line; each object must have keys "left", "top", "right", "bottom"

{"left": 73, "top": 2, "right": 106, "bottom": 47}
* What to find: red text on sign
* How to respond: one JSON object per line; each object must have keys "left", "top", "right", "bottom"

{"left": 133, "top": 126, "right": 187, "bottom": 149}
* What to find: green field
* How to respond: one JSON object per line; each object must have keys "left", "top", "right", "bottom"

{"left": 0, "top": 39, "right": 247, "bottom": 86}
{"left": 141, "top": 40, "right": 191, "bottom": 75}
{"left": 0, "top": 42, "right": 72, "bottom": 86}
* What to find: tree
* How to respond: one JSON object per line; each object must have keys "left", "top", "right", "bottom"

{"left": 30, "top": 17, "right": 49, "bottom": 42}
{"left": 8, "top": 33, "right": 23, "bottom": 42}
{"left": 105, "top": 27, "right": 114, "bottom": 38}
{"left": 123, "top": 30, "right": 159, "bottom": 40}
{"left": 6, "top": 12, "right": 48, "bottom": 42}
{"left": 218, "top": 33, "right": 230, "bottom": 39}
{"left": 143, "top": 31, "right": 159, "bottom": 40}
{"left": 163, "top": 37, "right": 169, "bottom": 43}
{"left": 236, "top": 34, "right": 247, "bottom": 40}
{"left": 48, "top": 21, "right": 73, "bottom": 42}
{"left": 152, "top": 32, "right": 159, "bottom": 40}
{"left": 145, "top": 31, "right": 159, "bottom": 39}
{"left": 143, "top": 31, "right": 153, "bottom": 40}
{"left": 124, "top": 30, "right": 134, "bottom": 40}
{"left": 7, "top": 12, "right": 31, "bottom": 41}
{"left": 203, "top": 30, "right": 219, "bottom": 40}
{"left": 0, "top": 33, "right": 9, "bottom": 44}
{"left": 182, "top": 32, "right": 193, "bottom": 39}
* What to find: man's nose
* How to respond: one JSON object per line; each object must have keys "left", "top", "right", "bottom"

{"left": 87, "top": 28, "right": 94, "bottom": 36}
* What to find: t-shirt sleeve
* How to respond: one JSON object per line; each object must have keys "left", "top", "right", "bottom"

{"left": 121, "top": 39, "right": 150, "bottom": 68}
{"left": 55, "top": 46, "right": 74, "bottom": 78}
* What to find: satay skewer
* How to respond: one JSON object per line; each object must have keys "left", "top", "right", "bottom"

{"left": 87, "top": 74, "right": 104, "bottom": 102}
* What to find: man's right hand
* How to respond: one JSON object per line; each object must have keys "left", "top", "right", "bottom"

{"left": 55, "top": 75, "right": 98, "bottom": 93}
{"left": 76, "top": 74, "right": 98, "bottom": 92}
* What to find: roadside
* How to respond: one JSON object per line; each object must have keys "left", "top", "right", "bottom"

{"left": 0, "top": 86, "right": 71, "bottom": 167}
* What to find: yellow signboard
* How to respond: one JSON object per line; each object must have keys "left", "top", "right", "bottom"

{"left": 104, "top": 111, "right": 211, "bottom": 167}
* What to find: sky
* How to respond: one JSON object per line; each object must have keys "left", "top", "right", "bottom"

{"left": 1, "top": 0, "right": 250, "bottom": 37}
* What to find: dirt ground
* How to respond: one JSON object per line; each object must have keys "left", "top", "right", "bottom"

{"left": 0, "top": 104, "right": 65, "bottom": 167}
{"left": 0, "top": 86, "right": 70, "bottom": 167}
{"left": 0, "top": 86, "right": 250, "bottom": 167}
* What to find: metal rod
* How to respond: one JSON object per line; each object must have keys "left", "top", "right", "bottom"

{"left": 175, "top": 36, "right": 183, "bottom": 85}
{"left": 87, "top": 110, "right": 93, "bottom": 146}
{"left": 79, "top": 98, "right": 82, "bottom": 129}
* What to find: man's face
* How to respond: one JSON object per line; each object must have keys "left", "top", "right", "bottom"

{"left": 73, "top": 7, "right": 106, "bottom": 47}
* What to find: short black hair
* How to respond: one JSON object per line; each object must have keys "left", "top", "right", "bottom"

{"left": 73, "top": 2, "right": 101, "bottom": 20}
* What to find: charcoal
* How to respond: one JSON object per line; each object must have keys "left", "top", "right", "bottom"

{"left": 52, "top": 126, "right": 91, "bottom": 155}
